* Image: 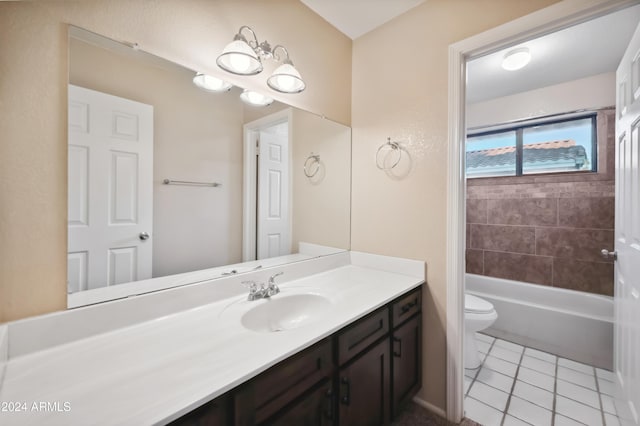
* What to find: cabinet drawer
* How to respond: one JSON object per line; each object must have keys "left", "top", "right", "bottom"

{"left": 235, "top": 338, "right": 333, "bottom": 425}
{"left": 338, "top": 307, "right": 389, "bottom": 365}
{"left": 392, "top": 287, "right": 421, "bottom": 327}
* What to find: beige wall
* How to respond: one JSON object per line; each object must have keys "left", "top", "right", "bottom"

{"left": 0, "top": 0, "right": 351, "bottom": 322}
{"left": 291, "top": 109, "right": 351, "bottom": 251}
{"left": 350, "top": 0, "right": 563, "bottom": 411}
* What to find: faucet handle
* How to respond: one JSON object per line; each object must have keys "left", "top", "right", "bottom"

{"left": 241, "top": 280, "right": 258, "bottom": 292}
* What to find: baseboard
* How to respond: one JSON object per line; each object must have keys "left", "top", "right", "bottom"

{"left": 413, "top": 396, "right": 447, "bottom": 420}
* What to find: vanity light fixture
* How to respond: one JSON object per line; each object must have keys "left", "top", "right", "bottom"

{"left": 217, "top": 26, "right": 306, "bottom": 94}
{"left": 240, "top": 89, "right": 274, "bottom": 106}
{"left": 192, "top": 73, "right": 232, "bottom": 92}
{"left": 501, "top": 47, "right": 531, "bottom": 71}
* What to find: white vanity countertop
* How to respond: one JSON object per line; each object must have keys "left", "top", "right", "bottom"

{"left": 0, "top": 253, "right": 424, "bottom": 425}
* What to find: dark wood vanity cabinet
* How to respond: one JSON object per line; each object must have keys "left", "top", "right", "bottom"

{"left": 172, "top": 286, "right": 422, "bottom": 426}
{"left": 390, "top": 288, "right": 423, "bottom": 417}
{"left": 235, "top": 338, "right": 333, "bottom": 426}
{"left": 338, "top": 338, "right": 391, "bottom": 425}
{"left": 268, "top": 380, "right": 334, "bottom": 426}
{"left": 169, "top": 394, "right": 232, "bottom": 426}
{"left": 391, "top": 313, "right": 422, "bottom": 416}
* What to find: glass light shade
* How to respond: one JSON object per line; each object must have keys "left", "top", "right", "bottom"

{"left": 267, "top": 63, "right": 306, "bottom": 93}
{"left": 501, "top": 47, "right": 531, "bottom": 71}
{"left": 192, "top": 73, "right": 232, "bottom": 92}
{"left": 240, "top": 89, "right": 274, "bottom": 106}
{"left": 217, "top": 40, "right": 262, "bottom": 75}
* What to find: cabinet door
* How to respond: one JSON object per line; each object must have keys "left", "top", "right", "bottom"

{"left": 339, "top": 339, "right": 390, "bottom": 426}
{"left": 268, "top": 380, "right": 335, "bottom": 426}
{"left": 392, "top": 313, "right": 422, "bottom": 417}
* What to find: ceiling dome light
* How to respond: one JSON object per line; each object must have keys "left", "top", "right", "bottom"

{"left": 501, "top": 47, "right": 531, "bottom": 71}
{"left": 267, "top": 61, "right": 306, "bottom": 94}
{"left": 192, "top": 73, "right": 232, "bottom": 92}
{"left": 240, "top": 89, "right": 273, "bottom": 106}
{"left": 217, "top": 38, "right": 262, "bottom": 75}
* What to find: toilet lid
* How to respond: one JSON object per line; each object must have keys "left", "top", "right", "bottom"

{"left": 465, "top": 294, "right": 494, "bottom": 314}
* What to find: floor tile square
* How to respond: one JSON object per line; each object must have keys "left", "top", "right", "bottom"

{"left": 477, "top": 366, "right": 515, "bottom": 393}
{"left": 490, "top": 345, "right": 523, "bottom": 364}
{"left": 507, "top": 395, "right": 552, "bottom": 426}
{"left": 557, "top": 366, "right": 596, "bottom": 390}
{"left": 484, "top": 355, "right": 518, "bottom": 377}
{"left": 477, "top": 332, "right": 495, "bottom": 344}
{"left": 469, "top": 380, "right": 510, "bottom": 411}
{"left": 520, "top": 355, "right": 556, "bottom": 376}
{"left": 604, "top": 413, "right": 621, "bottom": 426}
{"left": 554, "top": 413, "right": 586, "bottom": 426}
{"left": 556, "top": 379, "right": 600, "bottom": 408}
{"left": 503, "top": 414, "right": 532, "bottom": 426}
{"left": 555, "top": 395, "right": 603, "bottom": 426}
{"left": 517, "top": 366, "right": 555, "bottom": 392}
{"left": 596, "top": 368, "right": 616, "bottom": 382}
{"left": 512, "top": 380, "right": 553, "bottom": 410}
{"left": 464, "top": 396, "right": 504, "bottom": 426}
{"left": 601, "top": 394, "right": 616, "bottom": 415}
{"left": 524, "top": 347, "right": 557, "bottom": 364}
{"left": 598, "top": 377, "right": 617, "bottom": 396}
{"left": 558, "top": 357, "right": 594, "bottom": 375}
{"left": 494, "top": 338, "right": 525, "bottom": 354}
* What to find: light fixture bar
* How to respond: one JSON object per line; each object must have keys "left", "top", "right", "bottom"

{"left": 216, "top": 26, "right": 306, "bottom": 93}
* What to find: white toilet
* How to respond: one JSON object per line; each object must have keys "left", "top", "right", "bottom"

{"left": 465, "top": 294, "right": 498, "bottom": 370}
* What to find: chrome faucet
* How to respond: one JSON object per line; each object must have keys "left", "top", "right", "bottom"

{"left": 266, "top": 272, "right": 283, "bottom": 297}
{"left": 243, "top": 272, "right": 284, "bottom": 301}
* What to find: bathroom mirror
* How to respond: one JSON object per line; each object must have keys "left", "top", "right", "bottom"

{"left": 67, "top": 27, "right": 351, "bottom": 307}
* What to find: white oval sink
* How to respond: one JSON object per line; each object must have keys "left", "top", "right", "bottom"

{"left": 241, "top": 294, "right": 332, "bottom": 333}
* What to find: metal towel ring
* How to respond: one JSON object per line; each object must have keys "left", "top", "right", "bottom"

{"left": 376, "top": 138, "right": 402, "bottom": 170}
{"left": 304, "top": 153, "right": 321, "bottom": 178}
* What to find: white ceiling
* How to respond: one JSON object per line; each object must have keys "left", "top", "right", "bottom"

{"left": 467, "top": 5, "right": 640, "bottom": 103}
{"left": 300, "top": 1, "right": 640, "bottom": 102}
{"left": 300, "top": 0, "right": 426, "bottom": 40}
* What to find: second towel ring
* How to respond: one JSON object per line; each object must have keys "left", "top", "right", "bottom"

{"left": 304, "top": 153, "right": 321, "bottom": 178}
{"left": 376, "top": 137, "right": 402, "bottom": 170}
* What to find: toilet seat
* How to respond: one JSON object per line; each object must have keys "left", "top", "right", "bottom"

{"left": 465, "top": 294, "right": 494, "bottom": 314}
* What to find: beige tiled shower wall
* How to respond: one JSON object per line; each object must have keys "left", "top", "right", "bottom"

{"left": 465, "top": 110, "right": 615, "bottom": 296}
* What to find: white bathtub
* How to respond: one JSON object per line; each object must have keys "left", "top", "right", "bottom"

{"left": 466, "top": 273, "right": 613, "bottom": 370}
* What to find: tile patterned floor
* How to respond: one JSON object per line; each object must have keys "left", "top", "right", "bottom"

{"left": 464, "top": 333, "right": 622, "bottom": 426}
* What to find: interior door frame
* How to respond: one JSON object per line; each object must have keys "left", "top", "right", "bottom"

{"left": 242, "top": 108, "right": 293, "bottom": 262}
{"left": 446, "top": 0, "right": 636, "bottom": 421}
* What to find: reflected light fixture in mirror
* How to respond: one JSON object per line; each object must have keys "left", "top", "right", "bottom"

{"left": 217, "top": 25, "right": 306, "bottom": 94}
{"left": 240, "top": 89, "right": 274, "bottom": 106}
{"left": 192, "top": 73, "right": 232, "bottom": 92}
{"left": 501, "top": 47, "right": 531, "bottom": 71}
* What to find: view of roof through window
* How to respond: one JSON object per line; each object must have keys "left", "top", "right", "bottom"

{"left": 466, "top": 115, "right": 595, "bottom": 178}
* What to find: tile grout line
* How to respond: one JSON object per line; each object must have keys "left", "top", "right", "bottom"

{"left": 500, "top": 345, "right": 525, "bottom": 426}
{"left": 551, "top": 356, "right": 558, "bottom": 426}
{"left": 594, "top": 367, "right": 607, "bottom": 426}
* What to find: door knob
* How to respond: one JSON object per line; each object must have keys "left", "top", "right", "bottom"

{"left": 139, "top": 232, "right": 150, "bottom": 241}
{"left": 601, "top": 249, "right": 617, "bottom": 261}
